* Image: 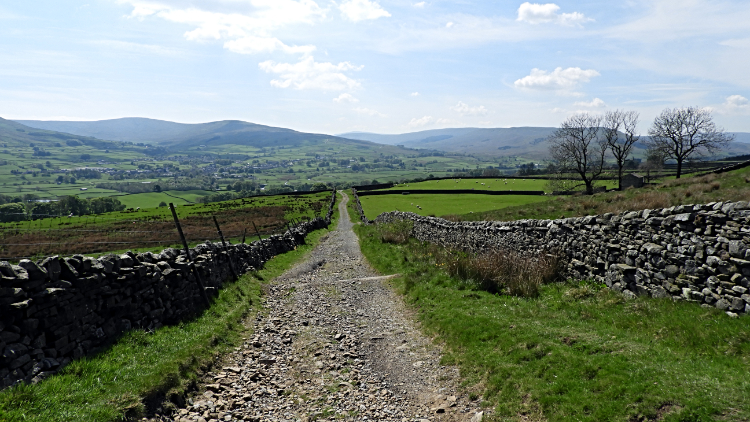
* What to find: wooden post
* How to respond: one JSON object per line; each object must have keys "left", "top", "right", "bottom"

{"left": 212, "top": 216, "right": 239, "bottom": 280}
{"left": 241, "top": 228, "right": 247, "bottom": 244}
{"left": 169, "top": 203, "right": 211, "bottom": 308}
{"left": 252, "top": 221, "right": 262, "bottom": 242}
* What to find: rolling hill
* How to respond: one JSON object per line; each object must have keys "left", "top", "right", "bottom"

{"left": 0, "top": 117, "right": 143, "bottom": 154}
{"left": 16, "top": 118, "right": 403, "bottom": 152}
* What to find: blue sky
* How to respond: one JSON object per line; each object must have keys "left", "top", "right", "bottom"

{"left": 1, "top": 0, "right": 749, "bottom": 134}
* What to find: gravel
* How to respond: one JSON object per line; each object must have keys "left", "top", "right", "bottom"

{"left": 150, "top": 193, "right": 484, "bottom": 422}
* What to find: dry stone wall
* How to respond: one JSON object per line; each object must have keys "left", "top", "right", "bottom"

{"left": 0, "top": 191, "right": 337, "bottom": 390}
{"left": 373, "top": 201, "right": 750, "bottom": 318}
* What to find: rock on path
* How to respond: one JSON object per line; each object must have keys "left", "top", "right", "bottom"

{"left": 152, "top": 193, "right": 484, "bottom": 422}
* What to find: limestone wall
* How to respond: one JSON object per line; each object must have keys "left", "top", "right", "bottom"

{"left": 371, "top": 200, "right": 750, "bottom": 318}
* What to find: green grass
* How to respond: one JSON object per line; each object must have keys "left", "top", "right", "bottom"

{"left": 462, "top": 167, "right": 750, "bottom": 222}
{"left": 112, "top": 190, "right": 213, "bottom": 209}
{"left": 353, "top": 222, "right": 750, "bottom": 422}
{"left": 0, "top": 198, "right": 339, "bottom": 422}
{"left": 358, "top": 193, "right": 551, "bottom": 220}
{"left": 384, "top": 178, "right": 618, "bottom": 193}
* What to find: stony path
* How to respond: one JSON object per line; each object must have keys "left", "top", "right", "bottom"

{"left": 155, "top": 193, "right": 484, "bottom": 422}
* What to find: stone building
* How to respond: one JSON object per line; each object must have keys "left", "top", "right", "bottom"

{"left": 621, "top": 173, "right": 645, "bottom": 189}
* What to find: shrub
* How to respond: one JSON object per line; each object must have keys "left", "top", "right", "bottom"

{"left": 376, "top": 219, "right": 413, "bottom": 244}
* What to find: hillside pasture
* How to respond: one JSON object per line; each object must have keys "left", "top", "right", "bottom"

{"left": 461, "top": 167, "right": 750, "bottom": 222}
{"left": 358, "top": 193, "right": 551, "bottom": 220}
{"left": 381, "top": 177, "right": 619, "bottom": 193}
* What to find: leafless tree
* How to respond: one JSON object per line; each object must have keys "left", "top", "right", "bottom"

{"left": 548, "top": 113, "right": 607, "bottom": 195}
{"left": 646, "top": 107, "right": 733, "bottom": 178}
{"left": 640, "top": 148, "right": 666, "bottom": 183}
{"left": 603, "top": 110, "right": 640, "bottom": 190}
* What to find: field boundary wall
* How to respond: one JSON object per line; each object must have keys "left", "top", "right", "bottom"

{"left": 0, "top": 190, "right": 337, "bottom": 389}
{"left": 362, "top": 189, "right": 750, "bottom": 317}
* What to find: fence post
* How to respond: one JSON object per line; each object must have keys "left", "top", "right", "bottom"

{"left": 241, "top": 228, "right": 247, "bottom": 244}
{"left": 169, "top": 203, "right": 211, "bottom": 308}
{"left": 212, "top": 215, "right": 239, "bottom": 280}
{"left": 252, "top": 221, "right": 262, "bottom": 242}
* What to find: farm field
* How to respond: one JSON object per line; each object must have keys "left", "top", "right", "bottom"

{"left": 0, "top": 191, "right": 333, "bottom": 260}
{"left": 382, "top": 177, "right": 619, "bottom": 192}
{"left": 460, "top": 167, "right": 750, "bottom": 222}
{"left": 113, "top": 190, "right": 214, "bottom": 208}
{"left": 358, "top": 193, "right": 551, "bottom": 220}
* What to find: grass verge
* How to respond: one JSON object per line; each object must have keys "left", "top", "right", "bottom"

{"left": 354, "top": 222, "right": 750, "bottom": 421}
{"left": 0, "top": 201, "right": 339, "bottom": 422}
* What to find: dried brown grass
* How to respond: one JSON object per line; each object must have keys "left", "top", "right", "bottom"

{"left": 377, "top": 219, "right": 414, "bottom": 244}
{"left": 436, "top": 247, "right": 564, "bottom": 297}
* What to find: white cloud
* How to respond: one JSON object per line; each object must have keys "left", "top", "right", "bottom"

{"left": 445, "top": 21, "right": 454, "bottom": 28}
{"left": 410, "top": 92, "right": 420, "bottom": 96}
{"left": 258, "top": 56, "right": 363, "bottom": 91}
{"left": 414, "top": 2, "right": 426, "bottom": 8}
{"left": 333, "top": 93, "right": 359, "bottom": 103}
{"left": 573, "top": 98, "right": 606, "bottom": 108}
{"left": 408, "top": 115, "right": 433, "bottom": 127}
{"left": 514, "top": 67, "right": 600, "bottom": 93}
{"left": 224, "top": 36, "right": 315, "bottom": 55}
{"left": 517, "top": 2, "right": 592, "bottom": 26}
{"left": 119, "top": 0, "right": 325, "bottom": 55}
{"left": 722, "top": 95, "right": 750, "bottom": 114}
{"left": 339, "top": 0, "right": 391, "bottom": 22}
{"left": 725, "top": 94, "right": 749, "bottom": 108}
{"left": 353, "top": 107, "right": 386, "bottom": 117}
{"left": 450, "top": 101, "right": 488, "bottom": 116}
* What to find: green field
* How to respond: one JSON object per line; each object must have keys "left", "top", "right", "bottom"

{"left": 358, "top": 193, "right": 551, "bottom": 219}
{"left": 112, "top": 190, "right": 214, "bottom": 208}
{"left": 382, "top": 177, "right": 619, "bottom": 193}
{"left": 458, "top": 167, "right": 750, "bottom": 222}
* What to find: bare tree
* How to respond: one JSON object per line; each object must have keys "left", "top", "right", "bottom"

{"left": 603, "top": 110, "right": 640, "bottom": 190}
{"left": 548, "top": 113, "right": 607, "bottom": 195}
{"left": 640, "top": 148, "right": 666, "bottom": 183}
{"left": 646, "top": 107, "right": 733, "bottom": 178}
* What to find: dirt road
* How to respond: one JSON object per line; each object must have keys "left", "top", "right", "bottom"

{"left": 156, "top": 193, "right": 483, "bottom": 422}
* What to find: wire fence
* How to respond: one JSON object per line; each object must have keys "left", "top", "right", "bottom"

{"left": 0, "top": 203, "right": 319, "bottom": 262}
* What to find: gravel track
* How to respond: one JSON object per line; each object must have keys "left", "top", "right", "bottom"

{"left": 155, "top": 193, "right": 484, "bottom": 422}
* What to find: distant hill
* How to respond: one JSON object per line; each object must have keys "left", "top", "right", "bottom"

{"left": 16, "top": 118, "right": 750, "bottom": 159}
{"left": 730, "top": 132, "right": 750, "bottom": 143}
{"left": 16, "top": 118, "right": 409, "bottom": 152}
{"left": 340, "top": 127, "right": 750, "bottom": 159}
{"left": 0, "top": 117, "right": 133, "bottom": 151}
{"left": 341, "top": 127, "right": 558, "bottom": 159}
{"left": 15, "top": 118, "right": 193, "bottom": 144}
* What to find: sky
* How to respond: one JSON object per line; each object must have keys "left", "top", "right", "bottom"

{"left": 1, "top": 0, "right": 749, "bottom": 135}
